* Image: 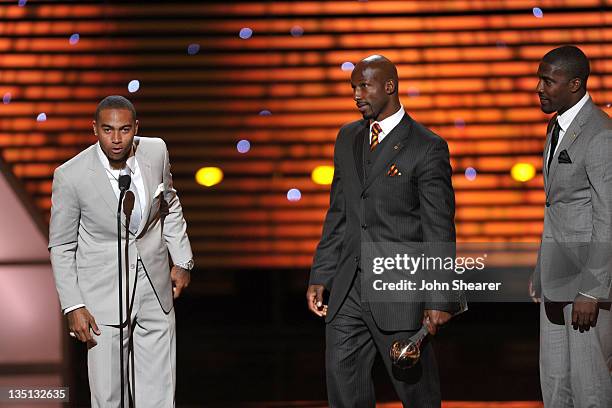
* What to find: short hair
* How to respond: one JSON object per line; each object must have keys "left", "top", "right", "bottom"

{"left": 542, "top": 45, "right": 590, "bottom": 88}
{"left": 95, "top": 95, "right": 137, "bottom": 121}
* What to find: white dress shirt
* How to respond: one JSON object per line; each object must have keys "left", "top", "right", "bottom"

{"left": 369, "top": 105, "right": 405, "bottom": 144}
{"left": 546, "top": 92, "right": 590, "bottom": 164}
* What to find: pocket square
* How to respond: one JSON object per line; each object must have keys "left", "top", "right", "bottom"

{"left": 387, "top": 163, "right": 401, "bottom": 177}
{"left": 153, "top": 183, "right": 165, "bottom": 198}
{"left": 557, "top": 150, "right": 572, "bottom": 164}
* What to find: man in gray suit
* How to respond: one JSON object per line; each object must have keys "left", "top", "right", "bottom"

{"left": 306, "top": 55, "right": 462, "bottom": 407}
{"left": 49, "top": 95, "right": 193, "bottom": 407}
{"left": 533, "top": 46, "right": 612, "bottom": 407}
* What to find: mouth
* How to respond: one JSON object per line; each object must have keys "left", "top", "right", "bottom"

{"left": 356, "top": 103, "right": 369, "bottom": 112}
{"left": 111, "top": 147, "right": 124, "bottom": 155}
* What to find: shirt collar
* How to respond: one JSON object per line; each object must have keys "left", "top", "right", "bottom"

{"left": 370, "top": 105, "right": 405, "bottom": 135}
{"left": 96, "top": 142, "right": 136, "bottom": 174}
{"left": 556, "top": 92, "right": 590, "bottom": 132}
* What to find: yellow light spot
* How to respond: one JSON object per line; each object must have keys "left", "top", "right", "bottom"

{"left": 511, "top": 163, "right": 535, "bottom": 182}
{"left": 311, "top": 165, "right": 334, "bottom": 185}
{"left": 195, "top": 167, "right": 223, "bottom": 187}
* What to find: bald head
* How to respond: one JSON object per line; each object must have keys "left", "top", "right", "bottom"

{"left": 351, "top": 55, "right": 401, "bottom": 121}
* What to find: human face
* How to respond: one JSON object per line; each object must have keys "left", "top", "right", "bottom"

{"left": 93, "top": 108, "right": 138, "bottom": 168}
{"left": 536, "top": 62, "right": 578, "bottom": 114}
{"left": 351, "top": 65, "right": 390, "bottom": 121}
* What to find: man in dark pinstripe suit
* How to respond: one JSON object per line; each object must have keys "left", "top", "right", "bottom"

{"left": 307, "top": 55, "right": 463, "bottom": 407}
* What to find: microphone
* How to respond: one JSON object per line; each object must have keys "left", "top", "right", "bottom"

{"left": 118, "top": 170, "right": 131, "bottom": 192}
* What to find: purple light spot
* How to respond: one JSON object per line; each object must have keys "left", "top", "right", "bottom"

{"left": 533, "top": 7, "right": 544, "bottom": 18}
{"left": 287, "top": 188, "right": 302, "bottom": 202}
{"left": 259, "top": 109, "right": 272, "bottom": 116}
{"left": 239, "top": 27, "right": 253, "bottom": 40}
{"left": 407, "top": 87, "right": 420, "bottom": 98}
{"left": 237, "top": 139, "right": 251, "bottom": 154}
{"left": 465, "top": 167, "right": 477, "bottom": 181}
{"left": 187, "top": 43, "right": 200, "bottom": 55}
{"left": 454, "top": 118, "right": 466, "bottom": 129}
{"left": 69, "top": 33, "right": 80, "bottom": 45}
{"left": 18, "top": 0, "right": 27, "bottom": 7}
{"left": 3, "top": 92, "right": 11, "bottom": 104}
{"left": 290, "top": 25, "right": 304, "bottom": 37}
{"left": 341, "top": 62, "right": 354, "bottom": 72}
{"left": 36, "top": 113, "right": 47, "bottom": 122}
{"left": 128, "top": 80, "right": 140, "bottom": 93}
{"left": 496, "top": 40, "right": 507, "bottom": 48}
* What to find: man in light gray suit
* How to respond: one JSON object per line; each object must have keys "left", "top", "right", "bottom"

{"left": 49, "top": 95, "right": 193, "bottom": 407}
{"left": 533, "top": 46, "right": 612, "bottom": 407}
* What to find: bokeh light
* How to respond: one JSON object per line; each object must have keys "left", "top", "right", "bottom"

{"left": 3, "top": 92, "right": 11, "bottom": 104}
{"left": 128, "top": 80, "right": 140, "bottom": 93}
{"left": 287, "top": 188, "right": 302, "bottom": 202}
{"left": 36, "top": 113, "right": 47, "bottom": 122}
{"left": 311, "top": 165, "right": 334, "bottom": 185}
{"left": 259, "top": 109, "right": 272, "bottom": 116}
{"left": 18, "top": 0, "right": 27, "bottom": 7}
{"left": 239, "top": 27, "right": 253, "bottom": 39}
{"left": 187, "top": 43, "right": 200, "bottom": 55}
{"left": 511, "top": 163, "right": 536, "bottom": 182}
{"left": 465, "top": 167, "right": 477, "bottom": 181}
{"left": 237, "top": 139, "right": 251, "bottom": 154}
{"left": 341, "top": 62, "right": 354, "bottom": 72}
{"left": 533, "top": 7, "right": 544, "bottom": 18}
{"left": 195, "top": 167, "right": 224, "bottom": 187}
{"left": 290, "top": 25, "right": 304, "bottom": 37}
{"left": 69, "top": 33, "right": 80, "bottom": 45}
{"left": 454, "top": 118, "right": 466, "bottom": 129}
{"left": 407, "top": 87, "right": 420, "bottom": 98}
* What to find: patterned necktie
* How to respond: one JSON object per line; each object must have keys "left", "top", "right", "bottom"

{"left": 547, "top": 119, "right": 560, "bottom": 172}
{"left": 370, "top": 122, "right": 382, "bottom": 151}
{"left": 121, "top": 166, "right": 142, "bottom": 234}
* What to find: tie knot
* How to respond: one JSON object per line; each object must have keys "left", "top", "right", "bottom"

{"left": 371, "top": 123, "right": 382, "bottom": 136}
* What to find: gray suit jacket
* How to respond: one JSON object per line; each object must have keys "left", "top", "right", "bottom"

{"left": 534, "top": 98, "right": 612, "bottom": 301}
{"left": 49, "top": 137, "right": 193, "bottom": 324}
{"left": 309, "top": 113, "right": 462, "bottom": 331}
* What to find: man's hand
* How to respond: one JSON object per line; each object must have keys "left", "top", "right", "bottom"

{"left": 423, "top": 309, "right": 452, "bottom": 335}
{"left": 528, "top": 273, "right": 540, "bottom": 303}
{"left": 171, "top": 266, "right": 191, "bottom": 299}
{"left": 571, "top": 294, "right": 599, "bottom": 332}
{"left": 67, "top": 307, "right": 100, "bottom": 345}
{"left": 306, "top": 284, "right": 327, "bottom": 317}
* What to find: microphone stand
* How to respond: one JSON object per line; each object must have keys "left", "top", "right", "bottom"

{"left": 117, "top": 175, "right": 130, "bottom": 408}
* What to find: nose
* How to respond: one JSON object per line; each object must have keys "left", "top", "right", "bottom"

{"left": 535, "top": 79, "right": 543, "bottom": 94}
{"left": 111, "top": 131, "right": 121, "bottom": 144}
{"left": 353, "top": 88, "right": 361, "bottom": 101}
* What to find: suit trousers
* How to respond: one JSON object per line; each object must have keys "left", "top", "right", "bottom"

{"left": 325, "top": 269, "right": 441, "bottom": 408}
{"left": 540, "top": 301, "right": 612, "bottom": 408}
{"left": 87, "top": 260, "right": 176, "bottom": 407}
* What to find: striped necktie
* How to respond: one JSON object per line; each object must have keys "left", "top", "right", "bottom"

{"left": 370, "top": 122, "right": 382, "bottom": 151}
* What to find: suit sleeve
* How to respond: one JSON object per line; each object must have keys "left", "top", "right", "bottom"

{"left": 48, "top": 167, "right": 84, "bottom": 311}
{"left": 581, "top": 128, "right": 612, "bottom": 299}
{"left": 160, "top": 142, "right": 194, "bottom": 267}
{"left": 417, "top": 138, "right": 464, "bottom": 313}
{"left": 309, "top": 132, "right": 347, "bottom": 289}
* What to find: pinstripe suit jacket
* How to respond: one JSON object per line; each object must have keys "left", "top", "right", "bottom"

{"left": 310, "top": 112, "right": 461, "bottom": 331}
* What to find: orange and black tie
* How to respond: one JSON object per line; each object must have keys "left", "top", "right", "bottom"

{"left": 370, "top": 123, "right": 382, "bottom": 151}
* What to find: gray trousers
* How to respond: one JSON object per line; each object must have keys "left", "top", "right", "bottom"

{"left": 87, "top": 261, "right": 176, "bottom": 407}
{"left": 540, "top": 301, "right": 612, "bottom": 408}
{"left": 325, "top": 272, "right": 440, "bottom": 408}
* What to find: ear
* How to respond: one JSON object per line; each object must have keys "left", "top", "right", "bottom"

{"left": 92, "top": 120, "right": 98, "bottom": 136}
{"left": 385, "top": 79, "right": 396, "bottom": 95}
{"left": 569, "top": 77, "right": 583, "bottom": 93}
{"left": 134, "top": 119, "right": 139, "bottom": 135}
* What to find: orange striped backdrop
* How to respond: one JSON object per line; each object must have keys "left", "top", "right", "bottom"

{"left": 0, "top": 1, "right": 610, "bottom": 268}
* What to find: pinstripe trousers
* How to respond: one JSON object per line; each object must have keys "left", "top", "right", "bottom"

{"left": 540, "top": 301, "right": 612, "bottom": 408}
{"left": 326, "top": 270, "right": 441, "bottom": 408}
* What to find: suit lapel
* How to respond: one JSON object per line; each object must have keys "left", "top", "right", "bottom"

{"left": 88, "top": 146, "right": 120, "bottom": 217}
{"left": 134, "top": 137, "right": 154, "bottom": 237}
{"left": 352, "top": 121, "right": 367, "bottom": 186}
{"left": 363, "top": 113, "right": 412, "bottom": 191}
{"left": 546, "top": 100, "right": 594, "bottom": 195}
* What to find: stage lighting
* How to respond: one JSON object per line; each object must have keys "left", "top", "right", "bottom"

{"left": 311, "top": 165, "right": 334, "bottom": 185}
{"left": 196, "top": 167, "right": 223, "bottom": 187}
{"left": 511, "top": 163, "right": 535, "bottom": 182}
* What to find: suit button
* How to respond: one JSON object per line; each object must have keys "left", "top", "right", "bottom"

{"left": 361, "top": 193, "right": 368, "bottom": 199}
{"left": 361, "top": 224, "right": 368, "bottom": 230}
{"left": 545, "top": 201, "right": 550, "bottom": 207}
{"left": 366, "top": 160, "right": 372, "bottom": 165}
{"left": 354, "top": 256, "right": 360, "bottom": 263}
{"left": 130, "top": 264, "right": 135, "bottom": 269}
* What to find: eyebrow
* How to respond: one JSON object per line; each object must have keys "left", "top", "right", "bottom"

{"left": 100, "top": 124, "right": 133, "bottom": 129}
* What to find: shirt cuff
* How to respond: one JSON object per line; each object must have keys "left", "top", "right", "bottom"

{"left": 175, "top": 259, "right": 194, "bottom": 271}
{"left": 63, "top": 304, "right": 86, "bottom": 314}
{"left": 578, "top": 292, "right": 598, "bottom": 300}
